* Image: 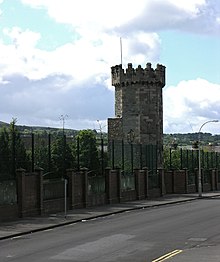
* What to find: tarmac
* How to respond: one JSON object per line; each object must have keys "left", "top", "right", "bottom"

{"left": 1, "top": 192, "right": 220, "bottom": 241}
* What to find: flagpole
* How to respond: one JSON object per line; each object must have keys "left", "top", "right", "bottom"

{"left": 120, "top": 37, "right": 122, "bottom": 65}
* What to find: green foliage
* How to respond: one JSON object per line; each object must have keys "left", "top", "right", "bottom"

{"left": 75, "top": 130, "right": 100, "bottom": 171}
{"left": 51, "top": 135, "right": 74, "bottom": 177}
{"left": 34, "top": 135, "right": 49, "bottom": 170}
{"left": 0, "top": 127, "right": 10, "bottom": 175}
{"left": 192, "top": 141, "right": 199, "bottom": 149}
{"left": 10, "top": 120, "right": 30, "bottom": 171}
{"left": 97, "top": 145, "right": 109, "bottom": 173}
{"left": 163, "top": 147, "right": 181, "bottom": 170}
{"left": 0, "top": 119, "right": 30, "bottom": 179}
{"left": 164, "top": 133, "right": 220, "bottom": 146}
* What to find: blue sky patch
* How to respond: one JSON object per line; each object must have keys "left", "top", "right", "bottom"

{"left": 0, "top": 0, "right": 78, "bottom": 50}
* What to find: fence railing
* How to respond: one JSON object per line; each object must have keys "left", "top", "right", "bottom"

{"left": 1, "top": 131, "right": 220, "bottom": 185}
{"left": 165, "top": 147, "right": 220, "bottom": 171}
{"left": 109, "top": 140, "right": 159, "bottom": 176}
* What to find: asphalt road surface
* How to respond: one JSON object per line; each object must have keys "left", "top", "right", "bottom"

{"left": 1, "top": 197, "right": 220, "bottom": 262}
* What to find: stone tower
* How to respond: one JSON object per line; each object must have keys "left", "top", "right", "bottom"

{"left": 108, "top": 62, "right": 165, "bottom": 155}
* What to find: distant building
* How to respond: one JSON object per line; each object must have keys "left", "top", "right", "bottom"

{"left": 108, "top": 62, "right": 166, "bottom": 167}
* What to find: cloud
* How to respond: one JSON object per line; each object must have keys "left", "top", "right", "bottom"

{"left": 7, "top": 0, "right": 219, "bottom": 81}
{"left": 163, "top": 79, "right": 220, "bottom": 133}
{"left": 0, "top": 73, "right": 114, "bottom": 129}
{"left": 20, "top": 0, "right": 146, "bottom": 30}
{"left": 0, "top": 0, "right": 220, "bottom": 133}
{"left": 21, "top": 0, "right": 220, "bottom": 36}
{"left": 116, "top": 0, "right": 220, "bottom": 35}
{"left": 0, "top": 25, "right": 161, "bottom": 84}
{"left": 0, "top": 22, "right": 161, "bottom": 130}
{"left": 3, "top": 27, "right": 41, "bottom": 49}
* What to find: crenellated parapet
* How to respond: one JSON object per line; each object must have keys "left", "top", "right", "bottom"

{"left": 111, "top": 62, "right": 166, "bottom": 87}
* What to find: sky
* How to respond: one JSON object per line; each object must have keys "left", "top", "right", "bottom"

{"left": 0, "top": 0, "right": 220, "bottom": 134}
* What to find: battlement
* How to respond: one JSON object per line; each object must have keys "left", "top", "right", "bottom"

{"left": 111, "top": 62, "right": 165, "bottom": 87}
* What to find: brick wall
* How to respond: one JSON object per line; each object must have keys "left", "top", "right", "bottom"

{"left": 2, "top": 167, "right": 219, "bottom": 221}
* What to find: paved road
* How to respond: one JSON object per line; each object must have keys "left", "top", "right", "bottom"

{"left": 1, "top": 197, "right": 220, "bottom": 261}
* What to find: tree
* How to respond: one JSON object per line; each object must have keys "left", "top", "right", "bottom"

{"left": 51, "top": 135, "right": 74, "bottom": 177}
{"left": 34, "top": 134, "right": 50, "bottom": 171}
{"left": 0, "top": 119, "right": 30, "bottom": 179}
{"left": 9, "top": 119, "right": 30, "bottom": 172}
{"left": 0, "top": 127, "right": 10, "bottom": 178}
{"left": 74, "top": 130, "right": 100, "bottom": 171}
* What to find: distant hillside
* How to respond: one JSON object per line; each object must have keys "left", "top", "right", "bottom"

{"left": 0, "top": 121, "right": 9, "bottom": 127}
{"left": 164, "top": 133, "right": 220, "bottom": 146}
{"left": 1, "top": 121, "right": 220, "bottom": 145}
{"left": 0, "top": 121, "right": 78, "bottom": 136}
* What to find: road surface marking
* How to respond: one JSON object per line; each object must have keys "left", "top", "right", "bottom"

{"left": 152, "top": 249, "right": 183, "bottom": 262}
{"left": 44, "top": 229, "right": 53, "bottom": 232}
{"left": 11, "top": 236, "right": 22, "bottom": 240}
{"left": 6, "top": 254, "right": 14, "bottom": 258}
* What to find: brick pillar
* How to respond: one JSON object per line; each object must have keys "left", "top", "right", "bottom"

{"left": 143, "top": 167, "right": 149, "bottom": 198}
{"left": 211, "top": 169, "right": 216, "bottom": 191}
{"left": 135, "top": 169, "right": 147, "bottom": 200}
{"left": 116, "top": 168, "right": 122, "bottom": 203}
{"left": 105, "top": 168, "right": 120, "bottom": 204}
{"left": 16, "top": 168, "right": 26, "bottom": 218}
{"left": 184, "top": 168, "right": 188, "bottom": 193}
{"left": 195, "top": 168, "right": 198, "bottom": 192}
{"left": 105, "top": 168, "right": 111, "bottom": 204}
{"left": 67, "top": 169, "right": 74, "bottom": 209}
{"left": 201, "top": 168, "right": 204, "bottom": 192}
{"left": 35, "top": 167, "right": 44, "bottom": 215}
{"left": 81, "top": 168, "right": 88, "bottom": 208}
{"left": 158, "top": 168, "right": 165, "bottom": 196}
{"left": 215, "top": 169, "right": 219, "bottom": 190}
{"left": 171, "top": 169, "right": 175, "bottom": 193}
{"left": 134, "top": 169, "right": 140, "bottom": 200}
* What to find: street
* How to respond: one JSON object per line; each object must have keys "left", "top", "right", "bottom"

{"left": 1, "top": 197, "right": 220, "bottom": 261}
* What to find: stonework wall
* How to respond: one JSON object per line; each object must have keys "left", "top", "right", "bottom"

{"left": 108, "top": 117, "right": 123, "bottom": 141}
{"left": 115, "top": 86, "right": 122, "bottom": 117}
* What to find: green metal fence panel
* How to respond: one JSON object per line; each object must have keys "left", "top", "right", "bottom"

{"left": 218, "top": 170, "right": 220, "bottom": 182}
{"left": 188, "top": 171, "right": 196, "bottom": 185}
{"left": 148, "top": 172, "right": 159, "bottom": 189}
{"left": 0, "top": 180, "right": 17, "bottom": 205}
{"left": 88, "top": 175, "right": 105, "bottom": 194}
{"left": 43, "top": 179, "right": 65, "bottom": 200}
{"left": 203, "top": 170, "right": 211, "bottom": 184}
{"left": 121, "top": 172, "right": 135, "bottom": 191}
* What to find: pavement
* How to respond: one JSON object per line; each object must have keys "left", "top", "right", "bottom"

{"left": 1, "top": 191, "right": 220, "bottom": 241}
